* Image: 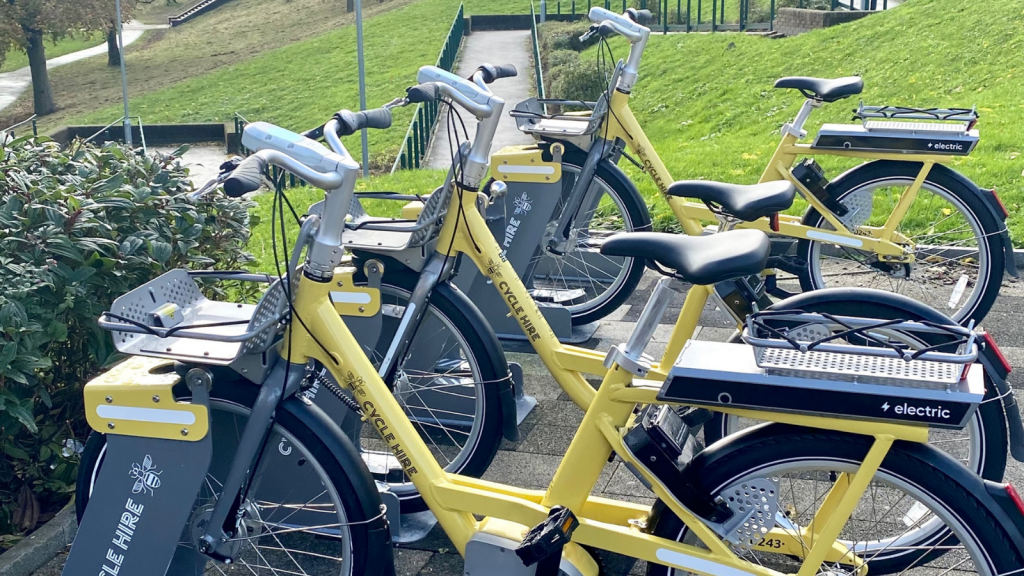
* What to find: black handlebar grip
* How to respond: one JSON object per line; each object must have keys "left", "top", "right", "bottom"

{"left": 406, "top": 83, "right": 441, "bottom": 103}
{"left": 223, "top": 155, "right": 267, "bottom": 197}
{"left": 477, "top": 63, "right": 518, "bottom": 84}
{"left": 626, "top": 8, "right": 653, "bottom": 24}
{"left": 598, "top": 22, "right": 617, "bottom": 37}
{"left": 334, "top": 108, "right": 393, "bottom": 136}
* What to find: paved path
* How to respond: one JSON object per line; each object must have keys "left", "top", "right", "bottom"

{"left": 153, "top": 144, "right": 230, "bottom": 187}
{"left": 423, "top": 30, "right": 534, "bottom": 169}
{"left": 0, "top": 22, "right": 167, "bottom": 113}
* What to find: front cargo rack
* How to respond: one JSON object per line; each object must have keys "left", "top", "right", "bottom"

{"left": 98, "top": 269, "right": 289, "bottom": 365}
{"left": 658, "top": 310, "right": 984, "bottom": 429}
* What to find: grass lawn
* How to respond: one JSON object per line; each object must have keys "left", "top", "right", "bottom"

{"left": 555, "top": 0, "right": 1024, "bottom": 241}
{"left": 0, "top": 32, "right": 106, "bottom": 73}
{"left": 0, "top": 0, "right": 425, "bottom": 131}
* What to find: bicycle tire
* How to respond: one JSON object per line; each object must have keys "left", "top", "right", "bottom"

{"left": 76, "top": 381, "right": 389, "bottom": 576}
{"left": 649, "top": 424, "right": 1024, "bottom": 575}
{"left": 348, "top": 263, "right": 506, "bottom": 513}
{"left": 796, "top": 160, "right": 1005, "bottom": 326}
{"left": 703, "top": 289, "right": 1009, "bottom": 483}
{"left": 530, "top": 151, "right": 651, "bottom": 326}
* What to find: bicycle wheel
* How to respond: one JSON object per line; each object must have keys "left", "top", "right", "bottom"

{"left": 348, "top": 265, "right": 505, "bottom": 513}
{"left": 77, "top": 382, "right": 385, "bottom": 575}
{"left": 649, "top": 425, "right": 1024, "bottom": 575}
{"left": 703, "top": 291, "right": 1008, "bottom": 482}
{"left": 797, "top": 161, "right": 1005, "bottom": 325}
{"left": 528, "top": 153, "right": 651, "bottom": 326}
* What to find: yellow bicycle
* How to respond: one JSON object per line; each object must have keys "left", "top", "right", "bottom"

{"left": 65, "top": 65, "right": 1024, "bottom": 576}
{"left": 510, "top": 7, "right": 1017, "bottom": 327}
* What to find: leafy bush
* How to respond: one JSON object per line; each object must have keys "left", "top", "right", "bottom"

{"left": 0, "top": 137, "right": 256, "bottom": 544}
{"left": 549, "top": 58, "right": 607, "bottom": 103}
{"left": 546, "top": 49, "right": 581, "bottom": 71}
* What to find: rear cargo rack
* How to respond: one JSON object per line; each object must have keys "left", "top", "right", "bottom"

{"left": 854, "top": 103, "right": 979, "bottom": 129}
{"left": 659, "top": 310, "right": 985, "bottom": 429}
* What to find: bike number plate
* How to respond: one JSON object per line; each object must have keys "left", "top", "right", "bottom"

{"left": 62, "top": 433, "right": 212, "bottom": 576}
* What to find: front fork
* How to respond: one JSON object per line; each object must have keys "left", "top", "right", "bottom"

{"left": 196, "top": 361, "right": 306, "bottom": 561}
{"left": 374, "top": 251, "right": 454, "bottom": 384}
{"left": 546, "top": 137, "right": 615, "bottom": 256}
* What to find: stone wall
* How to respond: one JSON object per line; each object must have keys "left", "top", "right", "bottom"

{"left": 775, "top": 7, "right": 871, "bottom": 36}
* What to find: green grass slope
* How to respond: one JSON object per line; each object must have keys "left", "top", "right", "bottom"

{"left": 66, "top": 0, "right": 531, "bottom": 170}
{"left": 596, "top": 0, "right": 1024, "bottom": 239}
{"left": 0, "top": 0, "right": 424, "bottom": 131}
{"left": 0, "top": 32, "right": 105, "bottom": 73}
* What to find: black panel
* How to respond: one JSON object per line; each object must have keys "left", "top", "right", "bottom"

{"left": 658, "top": 375, "right": 975, "bottom": 429}
{"left": 812, "top": 134, "right": 976, "bottom": 156}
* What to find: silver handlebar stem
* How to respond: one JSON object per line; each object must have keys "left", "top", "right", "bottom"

{"left": 304, "top": 118, "right": 361, "bottom": 279}
{"left": 417, "top": 66, "right": 504, "bottom": 190}
{"left": 588, "top": 7, "right": 649, "bottom": 93}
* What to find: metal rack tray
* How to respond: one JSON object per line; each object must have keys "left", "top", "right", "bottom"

{"left": 98, "top": 269, "right": 288, "bottom": 365}
{"left": 658, "top": 311, "right": 983, "bottom": 429}
{"left": 511, "top": 96, "right": 607, "bottom": 139}
{"left": 812, "top": 102, "right": 980, "bottom": 156}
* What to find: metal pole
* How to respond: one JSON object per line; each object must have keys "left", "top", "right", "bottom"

{"left": 540, "top": 0, "right": 547, "bottom": 21}
{"left": 355, "top": 0, "right": 369, "bottom": 177}
{"left": 114, "top": 0, "right": 132, "bottom": 147}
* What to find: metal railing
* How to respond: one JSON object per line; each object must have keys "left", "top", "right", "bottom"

{"left": 81, "top": 116, "right": 148, "bottom": 152}
{"left": 391, "top": 2, "right": 465, "bottom": 173}
{"left": 1, "top": 115, "right": 38, "bottom": 141}
{"left": 535, "top": 0, "right": 891, "bottom": 32}
{"left": 531, "top": 2, "right": 546, "bottom": 109}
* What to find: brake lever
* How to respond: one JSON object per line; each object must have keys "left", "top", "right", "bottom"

{"left": 382, "top": 96, "right": 409, "bottom": 110}
{"left": 579, "top": 26, "right": 599, "bottom": 42}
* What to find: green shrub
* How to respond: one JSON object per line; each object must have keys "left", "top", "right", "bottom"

{"left": 0, "top": 137, "right": 256, "bottom": 544}
{"left": 546, "top": 48, "right": 581, "bottom": 71}
{"left": 549, "top": 58, "right": 607, "bottom": 103}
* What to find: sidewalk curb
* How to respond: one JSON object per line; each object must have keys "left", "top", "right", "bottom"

{"left": 0, "top": 505, "right": 77, "bottom": 576}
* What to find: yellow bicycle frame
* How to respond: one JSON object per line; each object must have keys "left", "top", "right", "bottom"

{"left": 598, "top": 89, "right": 956, "bottom": 263}
{"left": 283, "top": 186, "right": 930, "bottom": 576}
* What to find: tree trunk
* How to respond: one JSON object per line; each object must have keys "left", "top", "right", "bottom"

{"left": 107, "top": 27, "right": 120, "bottom": 67}
{"left": 25, "top": 29, "right": 56, "bottom": 116}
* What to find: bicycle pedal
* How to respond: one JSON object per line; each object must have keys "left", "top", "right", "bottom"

{"left": 515, "top": 506, "right": 579, "bottom": 567}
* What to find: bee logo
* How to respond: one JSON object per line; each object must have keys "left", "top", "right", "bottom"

{"left": 130, "top": 455, "right": 162, "bottom": 496}
{"left": 513, "top": 192, "right": 532, "bottom": 216}
{"left": 485, "top": 258, "right": 504, "bottom": 279}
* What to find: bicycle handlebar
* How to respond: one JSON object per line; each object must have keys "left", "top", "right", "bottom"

{"left": 334, "top": 108, "right": 393, "bottom": 136}
{"left": 476, "top": 63, "right": 518, "bottom": 83}
{"left": 587, "top": 6, "right": 646, "bottom": 42}
{"left": 626, "top": 8, "right": 653, "bottom": 24}
{"left": 223, "top": 155, "right": 267, "bottom": 197}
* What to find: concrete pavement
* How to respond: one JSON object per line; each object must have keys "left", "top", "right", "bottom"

{"left": 0, "top": 22, "right": 167, "bottom": 113}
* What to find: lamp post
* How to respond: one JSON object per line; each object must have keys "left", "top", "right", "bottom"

{"left": 355, "top": 0, "right": 369, "bottom": 177}
{"left": 114, "top": 0, "right": 132, "bottom": 147}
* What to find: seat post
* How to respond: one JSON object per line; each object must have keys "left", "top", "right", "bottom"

{"left": 623, "top": 277, "right": 684, "bottom": 359}
{"left": 781, "top": 98, "right": 822, "bottom": 139}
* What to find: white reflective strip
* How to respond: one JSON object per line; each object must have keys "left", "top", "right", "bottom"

{"left": 331, "top": 291, "right": 372, "bottom": 304}
{"left": 378, "top": 302, "right": 415, "bottom": 377}
{"left": 96, "top": 405, "right": 196, "bottom": 425}
{"left": 806, "top": 230, "right": 864, "bottom": 248}
{"left": 655, "top": 549, "right": 755, "bottom": 576}
{"left": 496, "top": 165, "right": 556, "bottom": 175}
